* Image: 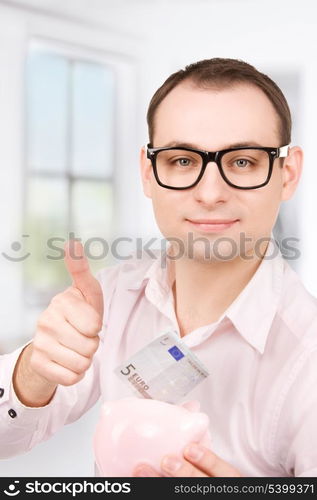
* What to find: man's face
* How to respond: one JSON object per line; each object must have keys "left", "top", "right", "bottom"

{"left": 141, "top": 82, "right": 301, "bottom": 263}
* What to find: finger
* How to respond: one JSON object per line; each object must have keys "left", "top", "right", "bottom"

{"left": 64, "top": 240, "right": 104, "bottom": 317}
{"left": 50, "top": 290, "right": 102, "bottom": 337}
{"left": 33, "top": 334, "right": 92, "bottom": 375}
{"left": 52, "top": 321, "right": 99, "bottom": 358}
{"left": 133, "top": 464, "right": 162, "bottom": 477}
{"left": 160, "top": 455, "right": 208, "bottom": 477}
{"left": 183, "top": 443, "right": 242, "bottom": 477}
{"left": 30, "top": 350, "right": 85, "bottom": 387}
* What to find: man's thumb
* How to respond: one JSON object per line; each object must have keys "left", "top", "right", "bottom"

{"left": 64, "top": 240, "right": 104, "bottom": 317}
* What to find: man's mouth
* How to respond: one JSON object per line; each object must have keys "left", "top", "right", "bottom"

{"left": 186, "top": 218, "right": 239, "bottom": 232}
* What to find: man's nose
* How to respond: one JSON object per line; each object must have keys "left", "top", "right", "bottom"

{"left": 192, "top": 161, "right": 232, "bottom": 204}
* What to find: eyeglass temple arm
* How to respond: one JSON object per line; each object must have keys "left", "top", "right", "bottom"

{"left": 278, "top": 145, "right": 290, "bottom": 157}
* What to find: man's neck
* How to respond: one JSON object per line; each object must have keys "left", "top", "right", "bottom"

{"left": 170, "top": 241, "right": 268, "bottom": 337}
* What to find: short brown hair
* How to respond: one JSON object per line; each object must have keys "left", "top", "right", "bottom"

{"left": 147, "top": 57, "right": 291, "bottom": 146}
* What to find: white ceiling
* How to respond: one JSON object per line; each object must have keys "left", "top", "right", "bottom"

{"left": 0, "top": 0, "right": 232, "bottom": 9}
{"left": 0, "top": 0, "right": 244, "bottom": 38}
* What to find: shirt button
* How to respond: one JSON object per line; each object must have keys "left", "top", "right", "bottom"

{"left": 8, "top": 409, "right": 17, "bottom": 418}
{"left": 0, "top": 388, "right": 4, "bottom": 398}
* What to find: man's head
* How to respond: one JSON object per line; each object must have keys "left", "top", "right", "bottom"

{"left": 140, "top": 57, "right": 303, "bottom": 263}
{"left": 147, "top": 58, "right": 292, "bottom": 148}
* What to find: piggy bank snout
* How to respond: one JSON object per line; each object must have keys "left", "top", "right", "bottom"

{"left": 184, "top": 411, "right": 210, "bottom": 439}
{"left": 194, "top": 413, "right": 212, "bottom": 448}
{"left": 194, "top": 412, "right": 210, "bottom": 431}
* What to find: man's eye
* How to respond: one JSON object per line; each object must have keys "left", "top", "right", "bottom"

{"left": 235, "top": 159, "right": 249, "bottom": 168}
{"left": 177, "top": 158, "right": 191, "bottom": 167}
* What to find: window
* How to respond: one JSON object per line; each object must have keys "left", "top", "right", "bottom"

{"left": 24, "top": 46, "right": 115, "bottom": 306}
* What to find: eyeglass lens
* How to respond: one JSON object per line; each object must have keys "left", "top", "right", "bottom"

{"left": 155, "top": 149, "right": 270, "bottom": 188}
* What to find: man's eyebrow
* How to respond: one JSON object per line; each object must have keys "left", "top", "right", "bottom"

{"left": 160, "top": 140, "right": 266, "bottom": 150}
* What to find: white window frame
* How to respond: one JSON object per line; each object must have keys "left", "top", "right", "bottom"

{"left": 0, "top": 3, "right": 142, "bottom": 351}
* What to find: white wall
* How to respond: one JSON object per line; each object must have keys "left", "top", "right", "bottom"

{"left": 99, "top": 0, "right": 317, "bottom": 290}
{"left": 1, "top": 0, "right": 317, "bottom": 476}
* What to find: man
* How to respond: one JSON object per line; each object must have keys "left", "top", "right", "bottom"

{"left": 0, "top": 58, "right": 316, "bottom": 477}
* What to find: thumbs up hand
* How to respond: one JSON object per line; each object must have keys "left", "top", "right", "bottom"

{"left": 29, "top": 240, "right": 104, "bottom": 387}
{"left": 64, "top": 240, "right": 104, "bottom": 318}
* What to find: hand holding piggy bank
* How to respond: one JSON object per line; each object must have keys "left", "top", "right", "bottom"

{"left": 93, "top": 397, "right": 212, "bottom": 477}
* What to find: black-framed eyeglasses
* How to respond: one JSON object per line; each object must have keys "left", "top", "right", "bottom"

{"left": 146, "top": 143, "right": 290, "bottom": 190}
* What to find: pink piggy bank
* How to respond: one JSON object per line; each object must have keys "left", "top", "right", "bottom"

{"left": 93, "top": 397, "right": 212, "bottom": 477}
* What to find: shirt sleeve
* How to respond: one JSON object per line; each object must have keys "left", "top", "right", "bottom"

{"left": 0, "top": 262, "right": 123, "bottom": 460}
{"left": 273, "top": 345, "right": 317, "bottom": 477}
{"left": 0, "top": 338, "right": 103, "bottom": 459}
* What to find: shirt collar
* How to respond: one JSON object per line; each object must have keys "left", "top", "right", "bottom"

{"left": 126, "top": 247, "right": 174, "bottom": 293}
{"left": 225, "top": 235, "right": 284, "bottom": 354}
{"left": 126, "top": 234, "right": 284, "bottom": 355}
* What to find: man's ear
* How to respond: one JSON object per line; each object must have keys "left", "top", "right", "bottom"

{"left": 140, "top": 146, "right": 153, "bottom": 199}
{"left": 281, "top": 146, "right": 304, "bottom": 201}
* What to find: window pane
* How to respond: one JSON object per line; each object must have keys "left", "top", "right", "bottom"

{"left": 71, "top": 62, "right": 115, "bottom": 177}
{"left": 26, "top": 51, "right": 69, "bottom": 173}
{"left": 71, "top": 180, "right": 114, "bottom": 274}
{"left": 24, "top": 178, "right": 69, "bottom": 305}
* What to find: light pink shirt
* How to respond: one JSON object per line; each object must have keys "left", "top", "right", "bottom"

{"left": 1, "top": 237, "right": 317, "bottom": 477}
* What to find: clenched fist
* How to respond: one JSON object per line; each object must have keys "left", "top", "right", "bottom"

{"left": 13, "top": 240, "right": 104, "bottom": 406}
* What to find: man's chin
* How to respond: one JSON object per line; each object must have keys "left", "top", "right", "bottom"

{"left": 165, "top": 231, "right": 264, "bottom": 263}
{"left": 167, "top": 240, "right": 241, "bottom": 263}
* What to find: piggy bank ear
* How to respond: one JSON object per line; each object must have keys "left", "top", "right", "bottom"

{"left": 181, "top": 400, "right": 201, "bottom": 412}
